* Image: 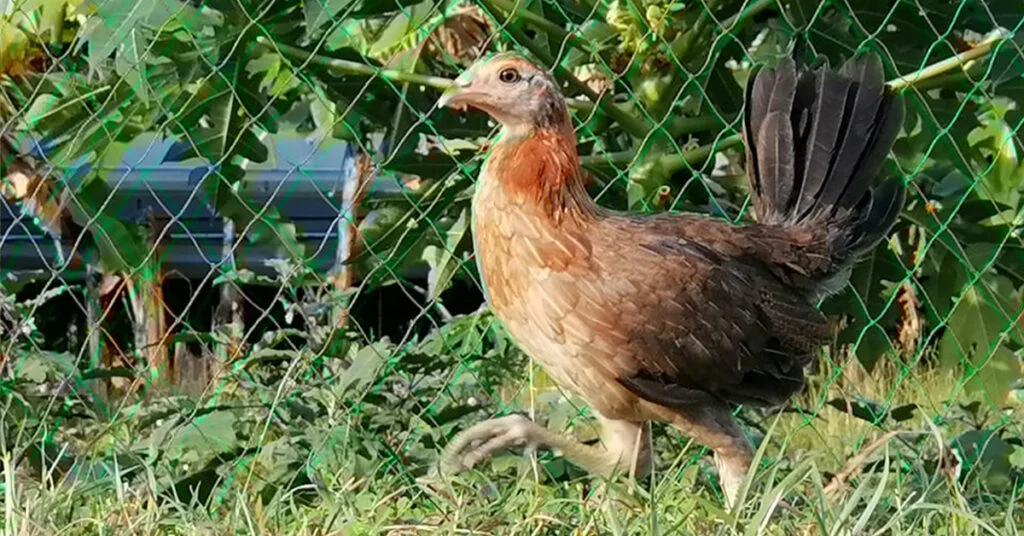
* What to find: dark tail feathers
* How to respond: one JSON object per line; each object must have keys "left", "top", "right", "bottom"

{"left": 743, "top": 53, "right": 905, "bottom": 261}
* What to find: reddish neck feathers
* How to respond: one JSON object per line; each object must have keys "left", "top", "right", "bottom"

{"left": 487, "top": 126, "right": 599, "bottom": 223}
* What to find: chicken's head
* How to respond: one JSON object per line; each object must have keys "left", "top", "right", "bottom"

{"left": 437, "top": 52, "right": 570, "bottom": 134}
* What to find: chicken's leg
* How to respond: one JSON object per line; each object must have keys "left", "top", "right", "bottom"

{"left": 440, "top": 413, "right": 651, "bottom": 479}
{"left": 670, "top": 405, "right": 754, "bottom": 509}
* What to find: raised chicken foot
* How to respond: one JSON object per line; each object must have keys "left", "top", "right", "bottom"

{"left": 439, "top": 414, "right": 651, "bottom": 480}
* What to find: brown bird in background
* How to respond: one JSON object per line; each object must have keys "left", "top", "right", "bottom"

{"left": 1, "top": 134, "right": 89, "bottom": 270}
{"left": 436, "top": 51, "right": 904, "bottom": 507}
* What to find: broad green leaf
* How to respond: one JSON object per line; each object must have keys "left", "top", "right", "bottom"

{"left": 5, "top": 0, "right": 70, "bottom": 42}
{"left": 421, "top": 206, "right": 470, "bottom": 301}
{"left": 171, "top": 127, "right": 269, "bottom": 164}
{"left": 305, "top": 0, "right": 356, "bottom": 33}
{"left": 336, "top": 342, "right": 389, "bottom": 394}
{"left": 151, "top": 411, "right": 239, "bottom": 461}
{"left": 68, "top": 176, "right": 153, "bottom": 275}
{"left": 904, "top": 93, "right": 985, "bottom": 179}
{"left": 78, "top": 0, "right": 157, "bottom": 73}
{"left": 163, "top": 47, "right": 302, "bottom": 259}
{"left": 700, "top": 57, "right": 743, "bottom": 122}
{"left": 952, "top": 430, "right": 1018, "bottom": 494}
{"left": 1009, "top": 446, "right": 1024, "bottom": 470}
{"left": 191, "top": 166, "right": 304, "bottom": 259}
{"left": 938, "top": 280, "right": 1023, "bottom": 405}
{"left": 368, "top": 12, "right": 413, "bottom": 58}
{"left": 114, "top": 29, "right": 148, "bottom": 102}
{"left": 354, "top": 173, "right": 473, "bottom": 285}
{"left": 967, "top": 100, "right": 1021, "bottom": 207}
{"left": 843, "top": 0, "right": 960, "bottom": 71}
{"left": 381, "top": 146, "right": 478, "bottom": 178}
{"left": 14, "top": 354, "right": 49, "bottom": 383}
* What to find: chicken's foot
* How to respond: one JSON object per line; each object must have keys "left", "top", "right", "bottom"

{"left": 440, "top": 414, "right": 651, "bottom": 480}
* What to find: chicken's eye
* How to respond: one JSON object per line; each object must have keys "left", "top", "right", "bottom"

{"left": 498, "top": 68, "right": 521, "bottom": 84}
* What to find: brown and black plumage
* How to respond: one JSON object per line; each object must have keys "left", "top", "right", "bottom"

{"left": 436, "top": 51, "right": 905, "bottom": 506}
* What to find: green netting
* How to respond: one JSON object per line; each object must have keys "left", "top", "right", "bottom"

{"left": 1, "top": 0, "right": 1023, "bottom": 533}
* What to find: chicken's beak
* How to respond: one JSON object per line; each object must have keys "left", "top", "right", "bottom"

{"left": 437, "top": 75, "right": 473, "bottom": 111}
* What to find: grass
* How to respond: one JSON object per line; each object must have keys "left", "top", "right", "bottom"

{"left": 2, "top": 437, "right": 1020, "bottom": 535}
{"left": 1, "top": 342, "right": 1022, "bottom": 536}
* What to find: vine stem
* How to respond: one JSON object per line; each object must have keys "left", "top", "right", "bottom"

{"left": 261, "top": 37, "right": 591, "bottom": 111}
{"left": 888, "top": 29, "right": 1011, "bottom": 90}
{"left": 722, "top": 0, "right": 779, "bottom": 29}
{"left": 256, "top": 36, "right": 456, "bottom": 89}
{"left": 579, "top": 134, "right": 741, "bottom": 170}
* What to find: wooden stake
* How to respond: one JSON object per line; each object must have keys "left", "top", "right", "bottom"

{"left": 331, "top": 152, "right": 374, "bottom": 330}
{"left": 213, "top": 216, "right": 245, "bottom": 373}
{"left": 130, "top": 211, "right": 170, "bottom": 390}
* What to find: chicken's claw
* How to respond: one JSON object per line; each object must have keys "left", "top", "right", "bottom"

{"left": 439, "top": 414, "right": 541, "bottom": 474}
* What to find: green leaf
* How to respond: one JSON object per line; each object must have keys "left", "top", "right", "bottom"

{"left": 952, "top": 430, "right": 1017, "bottom": 493}
{"left": 701, "top": 59, "right": 743, "bottom": 122}
{"left": 165, "top": 48, "right": 302, "bottom": 259}
{"left": 172, "top": 128, "right": 269, "bottom": 164}
{"left": 114, "top": 29, "right": 149, "bottom": 102}
{"left": 921, "top": 249, "right": 964, "bottom": 328}
{"left": 368, "top": 12, "right": 413, "bottom": 58}
{"left": 901, "top": 93, "right": 985, "bottom": 179}
{"left": 421, "top": 207, "right": 471, "bottom": 301}
{"left": 304, "top": 0, "right": 356, "bottom": 33}
{"left": 192, "top": 166, "right": 304, "bottom": 259}
{"left": 827, "top": 397, "right": 919, "bottom": 424}
{"left": 842, "top": 0, "right": 961, "bottom": 71}
{"left": 8, "top": 0, "right": 71, "bottom": 42}
{"left": 152, "top": 411, "right": 239, "bottom": 461}
{"left": 336, "top": 342, "right": 388, "bottom": 394}
{"left": 68, "top": 178, "right": 152, "bottom": 274}
{"left": 79, "top": 0, "right": 157, "bottom": 72}
{"left": 938, "top": 279, "right": 1022, "bottom": 405}
{"left": 1009, "top": 446, "right": 1024, "bottom": 470}
{"left": 355, "top": 174, "right": 473, "bottom": 285}
{"left": 15, "top": 354, "right": 50, "bottom": 383}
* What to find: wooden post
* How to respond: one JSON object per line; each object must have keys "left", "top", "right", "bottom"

{"left": 329, "top": 152, "right": 373, "bottom": 333}
{"left": 83, "top": 265, "right": 106, "bottom": 400}
{"left": 96, "top": 273, "right": 131, "bottom": 398}
{"left": 129, "top": 211, "right": 170, "bottom": 390}
{"left": 213, "top": 217, "right": 245, "bottom": 367}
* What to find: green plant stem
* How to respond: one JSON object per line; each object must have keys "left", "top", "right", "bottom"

{"left": 661, "top": 134, "right": 742, "bottom": 174}
{"left": 258, "top": 37, "right": 651, "bottom": 134}
{"left": 580, "top": 134, "right": 741, "bottom": 171}
{"left": 722, "top": 0, "right": 778, "bottom": 29}
{"left": 486, "top": 0, "right": 588, "bottom": 54}
{"left": 672, "top": 115, "right": 724, "bottom": 136}
{"left": 256, "top": 37, "right": 456, "bottom": 90}
{"left": 888, "top": 30, "right": 1010, "bottom": 90}
{"left": 662, "top": 0, "right": 775, "bottom": 124}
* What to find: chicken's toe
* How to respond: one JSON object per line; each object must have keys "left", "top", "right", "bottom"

{"left": 440, "top": 414, "right": 539, "bottom": 473}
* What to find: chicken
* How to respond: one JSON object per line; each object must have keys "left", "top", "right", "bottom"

{"left": 436, "top": 51, "right": 905, "bottom": 507}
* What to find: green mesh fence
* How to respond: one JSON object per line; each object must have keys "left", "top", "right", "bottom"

{"left": 1, "top": 0, "right": 1023, "bottom": 533}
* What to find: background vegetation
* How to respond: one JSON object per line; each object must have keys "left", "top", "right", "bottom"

{"left": 1, "top": 0, "right": 1023, "bottom": 533}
